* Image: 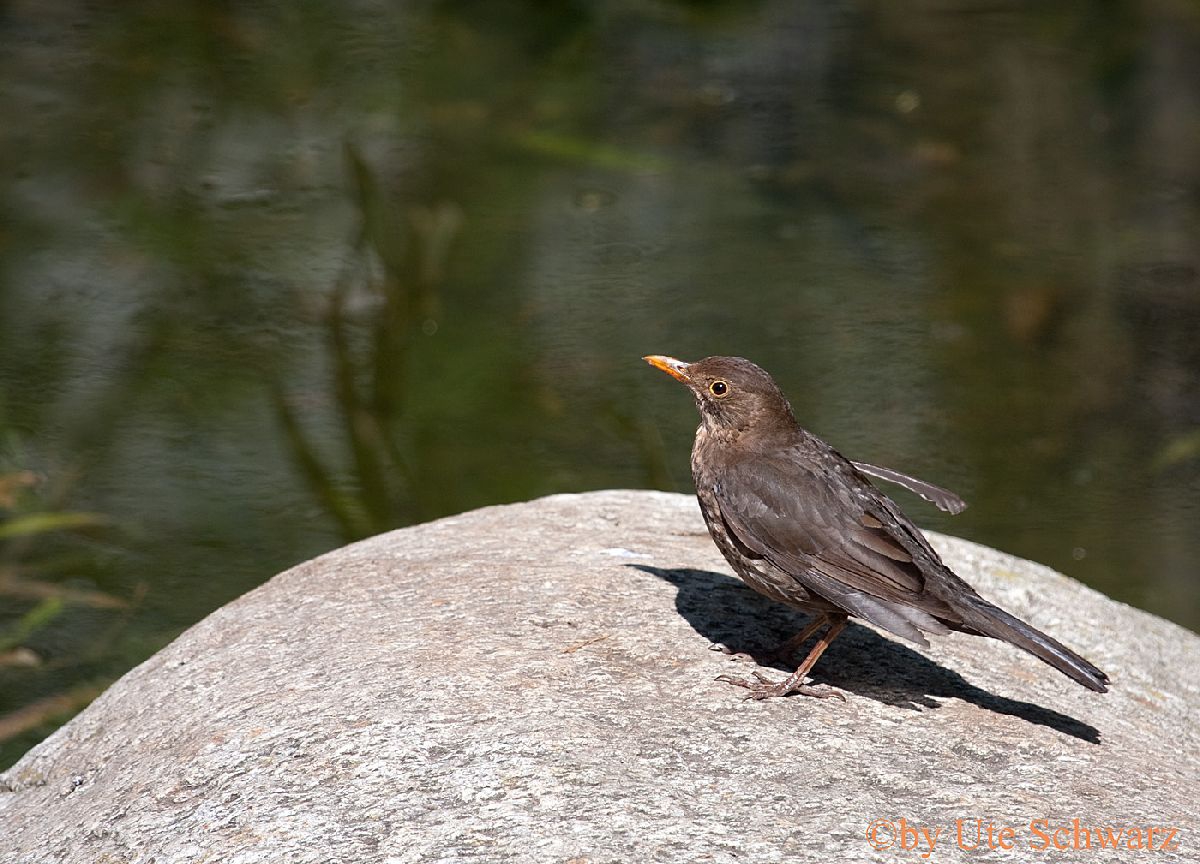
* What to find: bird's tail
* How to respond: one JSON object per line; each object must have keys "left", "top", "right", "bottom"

{"left": 955, "top": 593, "right": 1110, "bottom": 693}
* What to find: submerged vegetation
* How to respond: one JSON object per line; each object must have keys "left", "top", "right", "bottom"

{"left": 0, "top": 459, "right": 131, "bottom": 755}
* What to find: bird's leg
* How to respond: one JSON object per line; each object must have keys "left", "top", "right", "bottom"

{"left": 763, "top": 614, "right": 832, "bottom": 663}
{"left": 716, "top": 614, "right": 849, "bottom": 701}
{"left": 709, "top": 613, "right": 828, "bottom": 662}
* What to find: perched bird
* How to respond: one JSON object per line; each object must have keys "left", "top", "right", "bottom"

{"left": 644, "top": 354, "right": 1109, "bottom": 700}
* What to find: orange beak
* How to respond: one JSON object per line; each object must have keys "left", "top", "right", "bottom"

{"left": 643, "top": 355, "right": 691, "bottom": 383}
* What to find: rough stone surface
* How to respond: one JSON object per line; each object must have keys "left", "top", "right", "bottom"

{"left": 2, "top": 490, "right": 1197, "bottom": 863}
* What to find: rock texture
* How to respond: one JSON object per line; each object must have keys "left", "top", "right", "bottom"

{"left": 2, "top": 490, "right": 1198, "bottom": 863}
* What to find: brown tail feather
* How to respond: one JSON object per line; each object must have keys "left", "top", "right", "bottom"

{"left": 957, "top": 594, "right": 1109, "bottom": 692}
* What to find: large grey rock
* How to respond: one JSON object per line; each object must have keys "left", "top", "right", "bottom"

{"left": 2, "top": 490, "right": 1197, "bottom": 863}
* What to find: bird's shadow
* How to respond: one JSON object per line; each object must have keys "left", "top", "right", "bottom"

{"left": 629, "top": 564, "right": 1101, "bottom": 744}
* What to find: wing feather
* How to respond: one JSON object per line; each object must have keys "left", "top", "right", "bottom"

{"left": 711, "top": 453, "right": 958, "bottom": 643}
{"left": 852, "top": 461, "right": 967, "bottom": 514}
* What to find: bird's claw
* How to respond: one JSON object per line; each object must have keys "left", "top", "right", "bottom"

{"left": 714, "top": 672, "right": 846, "bottom": 702}
{"left": 708, "top": 642, "right": 755, "bottom": 662}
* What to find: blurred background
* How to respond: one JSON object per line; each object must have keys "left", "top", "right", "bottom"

{"left": 2, "top": 0, "right": 1198, "bottom": 768}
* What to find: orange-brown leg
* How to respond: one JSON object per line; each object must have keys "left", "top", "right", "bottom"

{"left": 764, "top": 613, "right": 832, "bottom": 662}
{"left": 716, "top": 613, "right": 849, "bottom": 701}
{"left": 708, "top": 612, "right": 828, "bottom": 661}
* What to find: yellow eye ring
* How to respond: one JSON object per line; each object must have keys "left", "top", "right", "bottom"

{"left": 710, "top": 379, "right": 729, "bottom": 397}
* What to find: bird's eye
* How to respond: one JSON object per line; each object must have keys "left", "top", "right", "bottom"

{"left": 710, "top": 380, "right": 729, "bottom": 397}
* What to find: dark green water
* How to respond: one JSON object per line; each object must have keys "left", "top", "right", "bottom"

{"left": 2, "top": 2, "right": 1198, "bottom": 768}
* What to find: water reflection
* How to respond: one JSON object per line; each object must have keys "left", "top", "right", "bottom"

{"left": 1, "top": 1, "right": 1198, "bottom": 768}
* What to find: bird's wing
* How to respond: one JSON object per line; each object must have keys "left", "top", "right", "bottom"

{"left": 851, "top": 461, "right": 967, "bottom": 514}
{"left": 711, "top": 454, "right": 958, "bottom": 644}
{"left": 711, "top": 449, "right": 1109, "bottom": 691}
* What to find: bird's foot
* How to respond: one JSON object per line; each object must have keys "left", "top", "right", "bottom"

{"left": 715, "top": 671, "right": 846, "bottom": 702}
{"left": 708, "top": 642, "right": 755, "bottom": 662}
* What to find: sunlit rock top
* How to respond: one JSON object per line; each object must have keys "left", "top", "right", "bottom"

{"left": 2, "top": 491, "right": 1196, "bottom": 863}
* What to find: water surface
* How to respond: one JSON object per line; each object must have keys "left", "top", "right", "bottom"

{"left": 2, "top": 1, "right": 1198, "bottom": 767}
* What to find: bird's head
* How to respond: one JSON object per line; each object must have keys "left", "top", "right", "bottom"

{"left": 643, "top": 355, "right": 795, "bottom": 435}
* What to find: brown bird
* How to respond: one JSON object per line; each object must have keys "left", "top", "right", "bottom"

{"left": 644, "top": 354, "right": 1109, "bottom": 700}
